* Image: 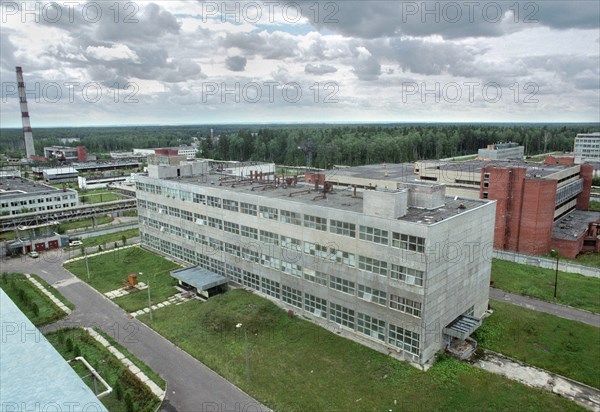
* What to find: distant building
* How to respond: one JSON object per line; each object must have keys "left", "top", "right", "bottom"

{"left": 155, "top": 146, "right": 198, "bottom": 160}
{"left": 574, "top": 132, "right": 600, "bottom": 163}
{"left": 477, "top": 142, "right": 524, "bottom": 161}
{"left": 0, "top": 176, "right": 79, "bottom": 216}
{"left": 136, "top": 160, "right": 496, "bottom": 365}
{"left": 44, "top": 146, "right": 87, "bottom": 162}
{"left": 42, "top": 167, "right": 79, "bottom": 184}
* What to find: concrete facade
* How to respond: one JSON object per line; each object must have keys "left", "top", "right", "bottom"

{"left": 136, "top": 161, "right": 496, "bottom": 365}
{"left": 477, "top": 142, "right": 524, "bottom": 160}
{"left": 574, "top": 132, "right": 600, "bottom": 163}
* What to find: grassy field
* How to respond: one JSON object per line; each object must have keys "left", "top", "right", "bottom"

{"left": 491, "top": 259, "right": 600, "bottom": 313}
{"left": 59, "top": 215, "right": 114, "bottom": 232}
{"left": 589, "top": 200, "right": 600, "bottom": 212}
{"left": 0, "top": 273, "right": 69, "bottom": 326}
{"left": 138, "top": 289, "right": 584, "bottom": 411}
{"left": 67, "top": 228, "right": 139, "bottom": 250}
{"left": 30, "top": 274, "right": 75, "bottom": 310}
{"left": 571, "top": 252, "right": 600, "bottom": 268}
{"left": 473, "top": 301, "right": 600, "bottom": 389}
{"left": 64, "top": 247, "right": 180, "bottom": 311}
{"left": 46, "top": 328, "right": 161, "bottom": 412}
{"left": 80, "top": 188, "right": 121, "bottom": 204}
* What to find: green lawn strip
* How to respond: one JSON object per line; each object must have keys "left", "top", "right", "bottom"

{"left": 473, "top": 300, "right": 600, "bottom": 389}
{"left": 491, "top": 259, "right": 600, "bottom": 313}
{"left": 46, "top": 328, "right": 160, "bottom": 412}
{"left": 138, "top": 290, "right": 583, "bottom": 411}
{"left": 589, "top": 201, "right": 600, "bottom": 212}
{"left": 65, "top": 247, "right": 180, "bottom": 311}
{"left": 60, "top": 215, "right": 114, "bottom": 232}
{"left": 93, "top": 328, "right": 165, "bottom": 390}
{"left": 67, "top": 228, "right": 139, "bottom": 250}
{"left": 29, "top": 273, "right": 75, "bottom": 310}
{"left": 571, "top": 252, "right": 600, "bottom": 268}
{"left": 81, "top": 192, "right": 120, "bottom": 204}
{"left": 0, "top": 273, "right": 67, "bottom": 326}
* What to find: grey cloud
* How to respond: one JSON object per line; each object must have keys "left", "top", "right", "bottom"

{"left": 304, "top": 64, "right": 337, "bottom": 75}
{"left": 534, "top": 1, "right": 600, "bottom": 30}
{"left": 0, "top": 31, "right": 16, "bottom": 71}
{"left": 225, "top": 56, "right": 247, "bottom": 72}
{"left": 351, "top": 57, "right": 381, "bottom": 81}
{"left": 220, "top": 31, "right": 298, "bottom": 59}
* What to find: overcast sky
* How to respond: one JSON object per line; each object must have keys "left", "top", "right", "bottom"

{"left": 1, "top": 1, "right": 599, "bottom": 127}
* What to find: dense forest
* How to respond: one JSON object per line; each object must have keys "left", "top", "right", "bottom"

{"left": 1, "top": 123, "right": 598, "bottom": 168}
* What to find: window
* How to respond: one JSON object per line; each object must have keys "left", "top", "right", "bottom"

{"left": 280, "top": 210, "right": 301, "bottom": 225}
{"left": 357, "top": 313, "right": 386, "bottom": 342}
{"left": 330, "top": 249, "right": 356, "bottom": 267}
{"left": 207, "top": 196, "right": 221, "bottom": 208}
{"left": 241, "top": 225, "right": 258, "bottom": 239}
{"left": 359, "top": 226, "right": 388, "bottom": 245}
{"left": 261, "top": 254, "right": 280, "bottom": 270}
{"left": 282, "top": 285, "right": 303, "bottom": 309}
{"left": 388, "top": 324, "right": 420, "bottom": 355}
{"left": 193, "top": 193, "right": 206, "bottom": 204}
{"left": 303, "top": 269, "right": 327, "bottom": 286}
{"left": 304, "top": 242, "right": 331, "bottom": 259}
{"left": 390, "top": 264, "right": 424, "bottom": 286}
{"left": 330, "top": 220, "right": 356, "bottom": 238}
{"left": 181, "top": 210, "right": 193, "bottom": 222}
{"left": 357, "top": 284, "right": 387, "bottom": 306}
{"left": 392, "top": 233, "right": 425, "bottom": 253}
{"left": 330, "top": 276, "right": 355, "bottom": 295}
{"left": 242, "top": 247, "right": 260, "bottom": 263}
{"left": 223, "top": 199, "right": 238, "bottom": 212}
{"left": 389, "top": 295, "right": 422, "bottom": 318}
{"left": 358, "top": 256, "right": 388, "bottom": 277}
{"left": 259, "top": 206, "right": 278, "bottom": 220}
{"left": 260, "top": 230, "right": 279, "bottom": 246}
{"left": 224, "top": 242, "right": 240, "bottom": 257}
{"left": 304, "top": 214, "right": 327, "bottom": 231}
{"left": 281, "top": 261, "right": 303, "bottom": 277}
{"left": 224, "top": 221, "right": 240, "bottom": 235}
{"left": 304, "top": 293, "right": 327, "bottom": 318}
{"left": 329, "top": 303, "right": 354, "bottom": 329}
{"left": 261, "top": 278, "right": 280, "bottom": 299}
{"left": 227, "top": 265, "right": 242, "bottom": 283}
{"left": 240, "top": 202, "right": 257, "bottom": 216}
{"left": 281, "top": 236, "right": 301, "bottom": 251}
{"left": 207, "top": 216, "right": 223, "bottom": 230}
{"left": 242, "top": 271, "right": 260, "bottom": 289}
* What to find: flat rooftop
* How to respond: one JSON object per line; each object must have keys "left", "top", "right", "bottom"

{"left": 417, "top": 160, "right": 576, "bottom": 178}
{"left": 164, "top": 173, "right": 488, "bottom": 225}
{"left": 0, "top": 176, "right": 65, "bottom": 198}
{"left": 327, "top": 163, "right": 417, "bottom": 182}
{"left": 0, "top": 289, "right": 107, "bottom": 410}
{"left": 552, "top": 210, "right": 600, "bottom": 241}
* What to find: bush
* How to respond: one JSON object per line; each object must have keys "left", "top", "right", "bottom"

{"left": 124, "top": 393, "right": 134, "bottom": 412}
{"left": 114, "top": 242, "right": 119, "bottom": 249}
{"left": 114, "top": 381, "right": 123, "bottom": 400}
{"left": 30, "top": 302, "right": 39, "bottom": 317}
{"left": 73, "top": 345, "right": 81, "bottom": 357}
{"left": 66, "top": 337, "right": 73, "bottom": 352}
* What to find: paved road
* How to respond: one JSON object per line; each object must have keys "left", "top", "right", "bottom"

{"left": 0, "top": 251, "right": 267, "bottom": 412}
{"left": 490, "top": 288, "right": 600, "bottom": 327}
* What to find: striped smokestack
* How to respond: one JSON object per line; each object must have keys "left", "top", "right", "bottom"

{"left": 16, "top": 66, "right": 35, "bottom": 158}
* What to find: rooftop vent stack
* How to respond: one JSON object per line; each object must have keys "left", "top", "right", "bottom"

{"left": 16, "top": 67, "right": 35, "bottom": 158}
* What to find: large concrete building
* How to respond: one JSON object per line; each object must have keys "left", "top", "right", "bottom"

{"left": 44, "top": 145, "right": 87, "bottom": 162}
{"left": 0, "top": 176, "right": 78, "bottom": 216}
{"left": 414, "top": 159, "right": 597, "bottom": 257}
{"left": 477, "top": 142, "right": 524, "bottom": 160}
{"left": 574, "top": 132, "right": 600, "bottom": 163}
{"left": 136, "top": 161, "right": 496, "bottom": 365}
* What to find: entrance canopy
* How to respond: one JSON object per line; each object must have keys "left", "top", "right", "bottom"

{"left": 170, "top": 266, "right": 228, "bottom": 290}
{"left": 443, "top": 315, "right": 481, "bottom": 340}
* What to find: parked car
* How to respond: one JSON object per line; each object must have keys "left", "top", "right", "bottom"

{"left": 28, "top": 251, "right": 39, "bottom": 258}
{"left": 69, "top": 240, "right": 83, "bottom": 247}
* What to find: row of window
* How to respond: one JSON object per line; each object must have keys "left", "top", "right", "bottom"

{"left": 137, "top": 191, "right": 426, "bottom": 252}
{"left": 143, "top": 233, "right": 422, "bottom": 356}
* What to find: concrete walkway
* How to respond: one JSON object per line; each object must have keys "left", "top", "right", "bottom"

{"left": 84, "top": 327, "right": 166, "bottom": 400}
{"left": 490, "top": 288, "right": 600, "bottom": 327}
{"left": 130, "top": 292, "right": 193, "bottom": 318}
{"left": 63, "top": 244, "right": 138, "bottom": 264}
{"left": 474, "top": 350, "right": 600, "bottom": 411}
{"left": 25, "top": 273, "right": 72, "bottom": 315}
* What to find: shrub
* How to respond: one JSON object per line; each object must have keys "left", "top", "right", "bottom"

{"left": 124, "top": 393, "right": 134, "bottom": 412}
{"left": 66, "top": 338, "right": 73, "bottom": 352}
{"left": 114, "top": 381, "right": 123, "bottom": 400}
{"left": 30, "top": 302, "right": 39, "bottom": 317}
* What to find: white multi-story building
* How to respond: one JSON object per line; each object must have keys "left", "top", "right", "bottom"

{"left": 0, "top": 177, "right": 79, "bottom": 216}
{"left": 574, "top": 132, "right": 600, "bottom": 163}
{"left": 136, "top": 161, "right": 496, "bottom": 365}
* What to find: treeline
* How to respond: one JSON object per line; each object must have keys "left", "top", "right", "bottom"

{"left": 1, "top": 124, "right": 597, "bottom": 167}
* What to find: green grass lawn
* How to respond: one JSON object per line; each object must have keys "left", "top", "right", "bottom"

{"left": 64, "top": 247, "right": 180, "bottom": 311}
{"left": 571, "top": 252, "right": 600, "bottom": 268}
{"left": 46, "top": 328, "right": 160, "bottom": 412}
{"left": 80, "top": 191, "right": 120, "bottom": 204}
{"left": 67, "top": 228, "right": 139, "bottom": 250}
{"left": 59, "top": 215, "right": 114, "bottom": 232}
{"left": 491, "top": 259, "right": 600, "bottom": 313}
{"left": 30, "top": 274, "right": 75, "bottom": 310}
{"left": 473, "top": 300, "right": 600, "bottom": 389}
{"left": 0, "top": 273, "right": 69, "bottom": 326}
{"left": 589, "top": 200, "right": 600, "bottom": 212}
{"left": 138, "top": 289, "right": 584, "bottom": 411}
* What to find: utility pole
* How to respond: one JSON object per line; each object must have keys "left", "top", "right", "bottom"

{"left": 147, "top": 281, "right": 153, "bottom": 321}
{"left": 85, "top": 251, "right": 90, "bottom": 280}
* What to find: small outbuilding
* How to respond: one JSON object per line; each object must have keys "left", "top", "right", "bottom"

{"left": 170, "top": 266, "right": 228, "bottom": 298}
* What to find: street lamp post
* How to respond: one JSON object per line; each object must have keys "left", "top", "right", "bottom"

{"left": 550, "top": 249, "right": 560, "bottom": 298}
{"left": 236, "top": 323, "right": 249, "bottom": 385}
{"left": 84, "top": 250, "right": 90, "bottom": 280}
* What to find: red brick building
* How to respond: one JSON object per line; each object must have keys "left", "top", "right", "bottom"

{"left": 480, "top": 160, "right": 598, "bottom": 258}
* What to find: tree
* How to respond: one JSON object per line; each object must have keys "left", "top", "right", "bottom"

{"left": 121, "top": 235, "right": 126, "bottom": 246}
{"left": 66, "top": 338, "right": 73, "bottom": 352}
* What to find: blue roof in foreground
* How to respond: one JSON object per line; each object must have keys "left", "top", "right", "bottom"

{"left": 0, "top": 289, "right": 107, "bottom": 411}
{"left": 171, "top": 266, "right": 228, "bottom": 290}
